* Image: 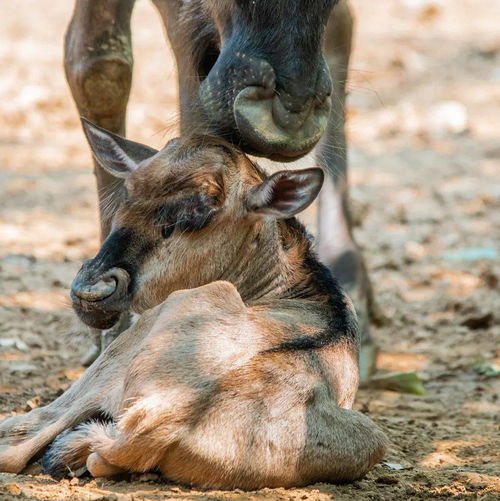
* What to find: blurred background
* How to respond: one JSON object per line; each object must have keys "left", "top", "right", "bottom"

{"left": 0, "top": 0, "right": 498, "bottom": 499}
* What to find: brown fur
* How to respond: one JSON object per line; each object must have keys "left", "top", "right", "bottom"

{"left": 0, "top": 136, "right": 387, "bottom": 488}
{"left": 65, "top": 1, "right": 379, "bottom": 380}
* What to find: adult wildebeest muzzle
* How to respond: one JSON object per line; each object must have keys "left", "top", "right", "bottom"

{"left": 196, "top": 0, "right": 335, "bottom": 160}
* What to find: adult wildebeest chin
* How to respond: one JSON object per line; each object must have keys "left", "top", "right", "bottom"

{"left": 0, "top": 125, "right": 387, "bottom": 487}
{"left": 65, "top": 0, "right": 377, "bottom": 373}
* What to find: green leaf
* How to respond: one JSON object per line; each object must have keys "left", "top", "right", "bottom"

{"left": 367, "top": 371, "right": 426, "bottom": 395}
{"left": 473, "top": 360, "right": 500, "bottom": 378}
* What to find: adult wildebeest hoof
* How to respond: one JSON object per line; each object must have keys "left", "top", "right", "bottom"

{"left": 329, "top": 249, "right": 380, "bottom": 381}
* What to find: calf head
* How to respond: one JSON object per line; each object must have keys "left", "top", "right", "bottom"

{"left": 71, "top": 119, "right": 324, "bottom": 329}
{"left": 187, "top": 0, "right": 337, "bottom": 160}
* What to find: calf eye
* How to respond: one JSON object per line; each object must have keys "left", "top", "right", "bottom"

{"left": 161, "top": 224, "right": 175, "bottom": 239}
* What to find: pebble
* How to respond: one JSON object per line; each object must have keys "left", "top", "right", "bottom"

{"left": 11, "top": 363, "right": 37, "bottom": 373}
{"left": 0, "top": 338, "right": 29, "bottom": 351}
{"left": 3, "top": 483, "right": 22, "bottom": 495}
{"left": 429, "top": 100, "right": 468, "bottom": 135}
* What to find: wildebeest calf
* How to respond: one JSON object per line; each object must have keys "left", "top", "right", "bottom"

{"left": 0, "top": 121, "right": 387, "bottom": 488}
{"left": 67, "top": 1, "right": 379, "bottom": 376}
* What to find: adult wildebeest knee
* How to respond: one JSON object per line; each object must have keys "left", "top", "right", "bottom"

{"left": 64, "top": 0, "right": 376, "bottom": 374}
{"left": 0, "top": 128, "right": 387, "bottom": 486}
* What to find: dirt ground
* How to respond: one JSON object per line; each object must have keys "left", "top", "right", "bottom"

{"left": 0, "top": 0, "right": 499, "bottom": 499}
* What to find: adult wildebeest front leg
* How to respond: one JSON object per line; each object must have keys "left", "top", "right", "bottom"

{"left": 0, "top": 311, "right": 154, "bottom": 473}
{"left": 65, "top": 0, "right": 135, "bottom": 239}
{"left": 318, "top": 1, "right": 377, "bottom": 380}
{"left": 65, "top": 0, "right": 137, "bottom": 361}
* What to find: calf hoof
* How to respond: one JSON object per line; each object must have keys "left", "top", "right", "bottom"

{"left": 330, "top": 249, "right": 379, "bottom": 381}
{"left": 87, "top": 452, "right": 123, "bottom": 477}
{"left": 81, "top": 312, "right": 133, "bottom": 367}
{"left": 82, "top": 343, "right": 101, "bottom": 367}
{"left": 0, "top": 413, "right": 40, "bottom": 473}
{"left": 0, "top": 447, "right": 25, "bottom": 474}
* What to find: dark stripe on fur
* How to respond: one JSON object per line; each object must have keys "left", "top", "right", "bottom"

{"left": 268, "top": 217, "right": 358, "bottom": 352}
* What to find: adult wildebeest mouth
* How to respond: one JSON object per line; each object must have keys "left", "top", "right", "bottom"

{"left": 198, "top": 51, "right": 333, "bottom": 162}
{"left": 233, "top": 86, "right": 332, "bottom": 160}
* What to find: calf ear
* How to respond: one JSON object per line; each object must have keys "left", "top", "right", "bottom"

{"left": 246, "top": 168, "right": 324, "bottom": 218}
{"left": 81, "top": 118, "right": 158, "bottom": 179}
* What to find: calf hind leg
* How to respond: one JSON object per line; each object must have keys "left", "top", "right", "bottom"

{"left": 0, "top": 313, "right": 149, "bottom": 474}
{"left": 44, "top": 397, "right": 189, "bottom": 478}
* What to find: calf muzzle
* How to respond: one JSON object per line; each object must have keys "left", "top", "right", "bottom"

{"left": 71, "top": 265, "right": 131, "bottom": 329}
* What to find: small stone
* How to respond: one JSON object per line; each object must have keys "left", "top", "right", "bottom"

{"left": 0, "top": 338, "right": 29, "bottom": 351}
{"left": 383, "top": 462, "right": 406, "bottom": 470}
{"left": 69, "top": 477, "right": 80, "bottom": 485}
{"left": 461, "top": 312, "right": 494, "bottom": 330}
{"left": 429, "top": 100, "right": 468, "bottom": 135}
{"left": 3, "top": 483, "right": 22, "bottom": 495}
{"left": 25, "top": 395, "right": 41, "bottom": 411}
{"left": 11, "top": 363, "right": 37, "bottom": 373}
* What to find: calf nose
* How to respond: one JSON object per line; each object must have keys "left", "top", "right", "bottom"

{"left": 71, "top": 268, "right": 129, "bottom": 303}
{"left": 72, "top": 277, "right": 117, "bottom": 302}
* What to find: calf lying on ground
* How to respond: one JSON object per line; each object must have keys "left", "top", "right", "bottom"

{"left": 0, "top": 121, "right": 387, "bottom": 489}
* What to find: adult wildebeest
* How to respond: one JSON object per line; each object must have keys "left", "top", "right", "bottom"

{"left": 0, "top": 128, "right": 387, "bottom": 485}
{"left": 64, "top": 0, "right": 376, "bottom": 373}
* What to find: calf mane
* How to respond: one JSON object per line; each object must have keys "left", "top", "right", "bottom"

{"left": 270, "top": 216, "right": 358, "bottom": 352}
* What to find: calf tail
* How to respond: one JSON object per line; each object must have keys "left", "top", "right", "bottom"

{"left": 41, "top": 420, "right": 116, "bottom": 479}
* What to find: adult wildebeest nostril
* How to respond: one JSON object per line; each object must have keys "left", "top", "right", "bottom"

{"left": 71, "top": 268, "right": 130, "bottom": 303}
{"left": 233, "top": 87, "right": 331, "bottom": 160}
{"left": 198, "top": 50, "right": 332, "bottom": 160}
